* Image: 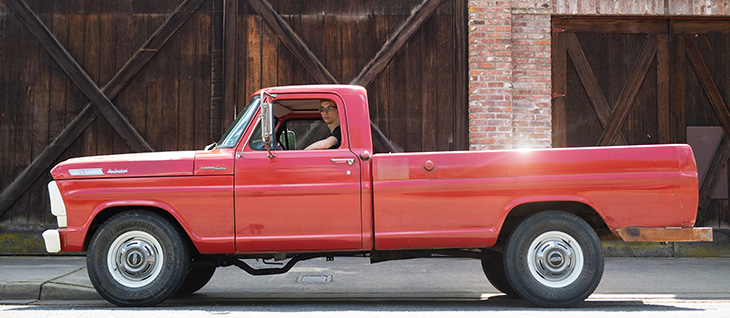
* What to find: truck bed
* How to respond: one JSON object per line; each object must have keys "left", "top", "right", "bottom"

{"left": 371, "top": 144, "right": 698, "bottom": 250}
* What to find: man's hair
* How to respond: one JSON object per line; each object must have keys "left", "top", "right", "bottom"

{"left": 320, "top": 99, "right": 335, "bottom": 106}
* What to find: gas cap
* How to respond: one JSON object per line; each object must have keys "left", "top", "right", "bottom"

{"left": 423, "top": 160, "right": 435, "bottom": 171}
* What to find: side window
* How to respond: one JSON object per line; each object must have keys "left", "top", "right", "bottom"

{"left": 280, "top": 118, "right": 330, "bottom": 150}
{"left": 249, "top": 118, "right": 330, "bottom": 151}
{"left": 248, "top": 98, "right": 343, "bottom": 151}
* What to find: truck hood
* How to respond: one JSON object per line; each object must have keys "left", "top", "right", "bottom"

{"left": 51, "top": 151, "right": 196, "bottom": 180}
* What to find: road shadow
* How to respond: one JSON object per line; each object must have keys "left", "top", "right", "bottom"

{"left": 5, "top": 295, "right": 705, "bottom": 313}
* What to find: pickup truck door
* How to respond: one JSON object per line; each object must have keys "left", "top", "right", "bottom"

{"left": 233, "top": 101, "right": 362, "bottom": 253}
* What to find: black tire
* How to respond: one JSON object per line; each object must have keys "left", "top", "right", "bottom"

{"left": 481, "top": 250, "right": 519, "bottom": 298}
{"left": 503, "top": 210, "right": 604, "bottom": 307}
{"left": 174, "top": 265, "right": 216, "bottom": 297}
{"left": 87, "top": 211, "right": 190, "bottom": 306}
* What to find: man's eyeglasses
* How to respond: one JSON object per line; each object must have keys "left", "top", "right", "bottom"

{"left": 319, "top": 106, "right": 337, "bottom": 112}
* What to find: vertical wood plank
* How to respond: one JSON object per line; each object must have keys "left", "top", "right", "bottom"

{"left": 97, "top": 0, "right": 117, "bottom": 156}
{"left": 340, "top": 0, "right": 357, "bottom": 82}
{"left": 260, "top": 4, "right": 276, "bottom": 88}
{"left": 422, "top": 19, "right": 438, "bottom": 151}
{"left": 197, "top": 1, "right": 212, "bottom": 148}
{"left": 453, "top": 0, "right": 467, "bottom": 150}
{"left": 223, "top": 0, "right": 238, "bottom": 130}
{"left": 178, "top": 3, "right": 196, "bottom": 150}
{"left": 245, "top": 14, "right": 261, "bottom": 100}
{"left": 116, "top": 0, "right": 143, "bottom": 153}
{"left": 551, "top": 31, "right": 567, "bottom": 147}
{"left": 48, "top": 0, "right": 69, "bottom": 151}
{"left": 144, "top": 5, "right": 168, "bottom": 151}
{"left": 324, "top": 0, "right": 342, "bottom": 82}
{"left": 674, "top": 34, "right": 687, "bottom": 143}
{"left": 405, "top": 20, "right": 422, "bottom": 152}
{"left": 162, "top": 10, "right": 180, "bottom": 151}
{"left": 210, "top": 0, "right": 224, "bottom": 141}
{"left": 436, "top": 13, "right": 453, "bottom": 150}
{"left": 236, "top": 2, "right": 249, "bottom": 106}
{"left": 371, "top": 11, "right": 389, "bottom": 143}
{"left": 81, "top": 0, "right": 100, "bottom": 156}
{"left": 656, "top": 33, "right": 670, "bottom": 144}
{"left": 0, "top": 1, "right": 11, "bottom": 218}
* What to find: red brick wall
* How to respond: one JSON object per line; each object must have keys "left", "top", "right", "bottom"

{"left": 467, "top": 0, "right": 730, "bottom": 150}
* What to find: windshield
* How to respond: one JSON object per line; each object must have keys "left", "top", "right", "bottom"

{"left": 217, "top": 97, "right": 260, "bottom": 148}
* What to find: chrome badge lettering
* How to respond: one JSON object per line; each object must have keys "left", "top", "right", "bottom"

{"left": 107, "top": 169, "right": 129, "bottom": 174}
{"left": 200, "top": 166, "right": 227, "bottom": 171}
{"left": 68, "top": 168, "right": 104, "bottom": 176}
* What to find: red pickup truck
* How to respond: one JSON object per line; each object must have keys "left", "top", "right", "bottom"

{"left": 43, "top": 85, "right": 711, "bottom": 307}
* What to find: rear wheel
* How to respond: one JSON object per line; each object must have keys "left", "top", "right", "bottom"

{"left": 87, "top": 211, "right": 190, "bottom": 306}
{"left": 503, "top": 210, "right": 604, "bottom": 307}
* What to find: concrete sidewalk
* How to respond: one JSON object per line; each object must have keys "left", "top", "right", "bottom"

{"left": 2, "top": 256, "right": 730, "bottom": 304}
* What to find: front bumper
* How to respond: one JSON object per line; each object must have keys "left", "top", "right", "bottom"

{"left": 616, "top": 227, "right": 713, "bottom": 242}
{"left": 42, "top": 230, "right": 61, "bottom": 253}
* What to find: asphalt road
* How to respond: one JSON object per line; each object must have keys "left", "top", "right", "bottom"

{"left": 1, "top": 257, "right": 730, "bottom": 317}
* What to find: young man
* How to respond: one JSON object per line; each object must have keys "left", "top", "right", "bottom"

{"left": 305, "top": 99, "right": 341, "bottom": 150}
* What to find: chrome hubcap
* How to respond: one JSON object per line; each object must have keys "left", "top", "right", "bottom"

{"left": 527, "top": 231, "right": 583, "bottom": 288}
{"left": 117, "top": 240, "right": 157, "bottom": 280}
{"left": 107, "top": 231, "right": 164, "bottom": 288}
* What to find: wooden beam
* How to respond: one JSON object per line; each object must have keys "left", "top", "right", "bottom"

{"left": 4, "top": 0, "right": 152, "bottom": 153}
{"left": 0, "top": 0, "right": 205, "bottom": 218}
{"left": 552, "top": 17, "right": 668, "bottom": 35}
{"left": 551, "top": 32, "right": 567, "bottom": 147}
{"left": 565, "top": 33, "right": 627, "bottom": 145}
{"left": 685, "top": 35, "right": 730, "bottom": 137}
{"left": 453, "top": 0, "right": 468, "bottom": 150}
{"left": 350, "top": 0, "right": 445, "bottom": 87}
{"left": 598, "top": 35, "right": 657, "bottom": 146}
{"left": 246, "top": 0, "right": 337, "bottom": 84}
{"left": 698, "top": 136, "right": 730, "bottom": 216}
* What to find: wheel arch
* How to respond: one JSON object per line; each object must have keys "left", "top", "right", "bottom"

{"left": 84, "top": 204, "right": 198, "bottom": 254}
{"left": 497, "top": 200, "right": 613, "bottom": 247}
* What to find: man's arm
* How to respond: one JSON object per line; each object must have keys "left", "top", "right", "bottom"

{"left": 305, "top": 136, "right": 339, "bottom": 150}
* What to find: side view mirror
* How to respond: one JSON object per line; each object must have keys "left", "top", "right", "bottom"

{"left": 259, "top": 91, "right": 277, "bottom": 158}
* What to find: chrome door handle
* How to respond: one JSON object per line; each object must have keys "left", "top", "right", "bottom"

{"left": 330, "top": 158, "right": 354, "bottom": 166}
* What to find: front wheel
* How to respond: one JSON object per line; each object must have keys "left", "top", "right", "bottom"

{"left": 87, "top": 211, "right": 190, "bottom": 306}
{"left": 503, "top": 211, "right": 604, "bottom": 307}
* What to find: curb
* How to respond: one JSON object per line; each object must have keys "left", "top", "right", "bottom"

{"left": 0, "top": 282, "right": 41, "bottom": 299}
{"left": 1, "top": 281, "right": 101, "bottom": 301}
{"left": 39, "top": 282, "right": 101, "bottom": 300}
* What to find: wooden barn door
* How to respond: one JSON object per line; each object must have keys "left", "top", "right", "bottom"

{"left": 552, "top": 17, "right": 730, "bottom": 229}
{"left": 674, "top": 21, "right": 730, "bottom": 229}
{"left": 224, "top": 0, "right": 468, "bottom": 153}
{"left": 551, "top": 18, "right": 670, "bottom": 148}
{"left": 0, "top": 0, "right": 213, "bottom": 225}
{"left": 0, "top": 0, "right": 467, "bottom": 235}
